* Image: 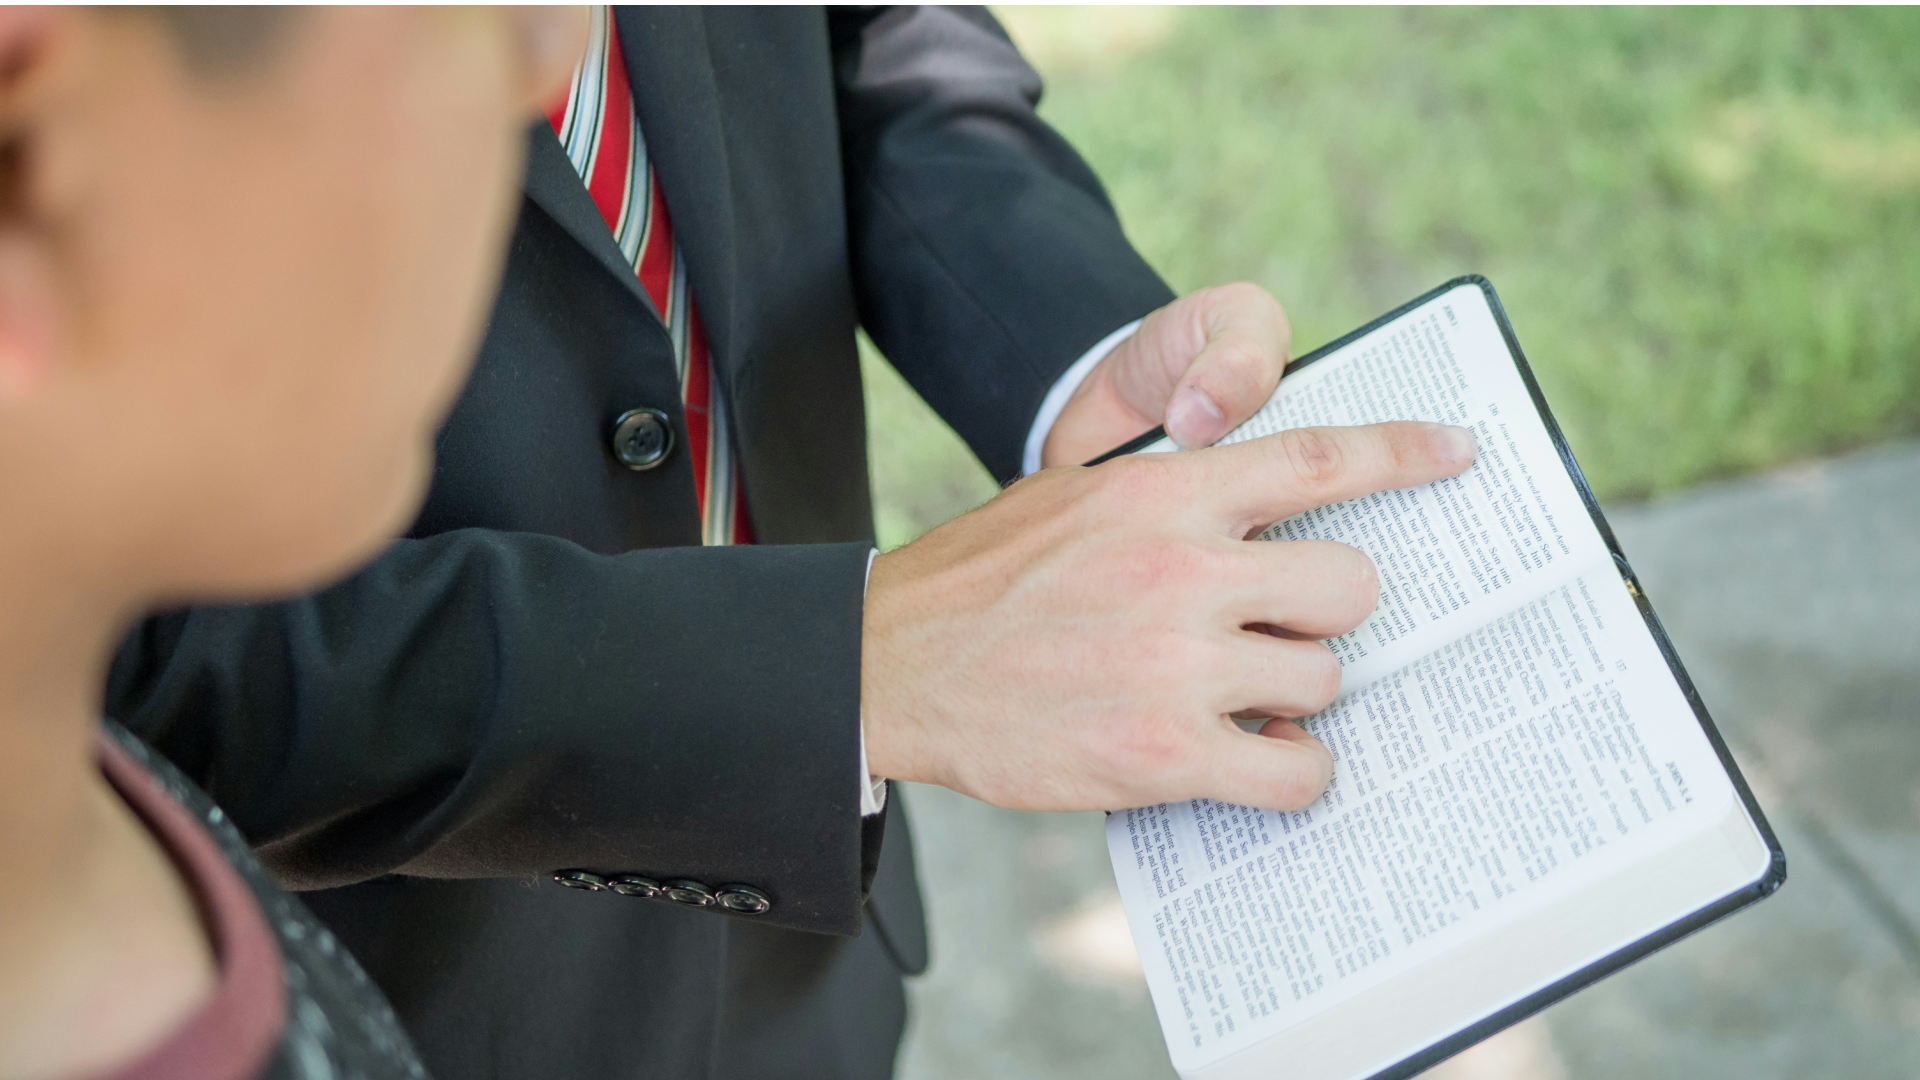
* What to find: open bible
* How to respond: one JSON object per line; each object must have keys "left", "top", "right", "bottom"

{"left": 1095, "top": 277, "right": 1784, "bottom": 1080}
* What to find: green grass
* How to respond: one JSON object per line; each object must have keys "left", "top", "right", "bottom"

{"left": 864, "top": 6, "right": 1920, "bottom": 548}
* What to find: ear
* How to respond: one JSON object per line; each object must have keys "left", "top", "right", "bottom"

{"left": 0, "top": 6, "right": 70, "bottom": 404}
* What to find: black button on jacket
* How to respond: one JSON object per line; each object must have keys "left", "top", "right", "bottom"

{"left": 105, "top": 7, "right": 1172, "bottom": 1080}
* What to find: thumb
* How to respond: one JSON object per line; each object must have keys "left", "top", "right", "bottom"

{"left": 1163, "top": 283, "right": 1290, "bottom": 449}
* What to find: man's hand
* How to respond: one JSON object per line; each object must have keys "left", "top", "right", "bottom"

{"left": 1041, "top": 282, "right": 1290, "bottom": 468}
{"left": 862, "top": 420, "right": 1477, "bottom": 813}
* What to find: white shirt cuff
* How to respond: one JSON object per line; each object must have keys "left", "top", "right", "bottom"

{"left": 1020, "top": 319, "right": 1143, "bottom": 476}
{"left": 858, "top": 726, "right": 887, "bottom": 817}
{"left": 859, "top": 546, "right": 887, "bottom": 817}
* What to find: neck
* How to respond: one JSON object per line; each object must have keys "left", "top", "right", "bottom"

{"left": 0, "top": 565, "right": 219, "bottom": 1078}
{"left": 0, "top": 565, "right": 119, "bottom": 884}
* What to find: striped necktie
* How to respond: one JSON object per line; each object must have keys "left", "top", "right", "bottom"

{"left": 547, "top": 7, "right": 752, "bottom": 546}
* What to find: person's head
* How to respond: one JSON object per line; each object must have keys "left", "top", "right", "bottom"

{"left": 0, "top": 7, "right": 583, "bottom": 617}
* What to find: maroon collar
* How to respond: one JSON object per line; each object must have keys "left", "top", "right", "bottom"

{"left": 85, "top": 732, "right": 286, "bottom": 1080}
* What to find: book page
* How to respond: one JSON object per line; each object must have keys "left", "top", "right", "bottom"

{"left": 1109, "top": 569, "right": 1737, "bottom": 1074}
{"left": 1139, "top": 283, "right": 1612, "bottom": 694}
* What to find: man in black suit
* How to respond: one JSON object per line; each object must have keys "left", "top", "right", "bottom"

{"left": 107, "top": 8, "right": 1475, "bottom": 1079}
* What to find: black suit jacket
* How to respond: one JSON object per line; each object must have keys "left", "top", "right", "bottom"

{"left": 107, "top": 8, "right": 1172, "bottom": 1079}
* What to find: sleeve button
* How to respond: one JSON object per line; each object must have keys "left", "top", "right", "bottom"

{"left": 716, "top": 885, "right": 772, "bottom": 915}
{"left": 661, "top": 879, "right": 716, "bottom": 907}
{"left": 608, "top": 875, "right": 662, "bottom": 898}
{"left": 553, "top": 870, "right": 608, "bottom": 891}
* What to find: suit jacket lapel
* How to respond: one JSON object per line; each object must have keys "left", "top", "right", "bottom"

{"left": 521, "top": 121, "right": 662, "bottom": 322}
{"left": 615, "top": 6, "right": 741, "bottom": 390}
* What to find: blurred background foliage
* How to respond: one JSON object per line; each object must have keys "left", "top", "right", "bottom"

{"left": 862, "top": 5, "right": 1920, "bottom": 549}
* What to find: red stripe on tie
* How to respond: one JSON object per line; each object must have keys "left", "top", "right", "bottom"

{"left": 581, "top": 30, "right": 632, "bottom": 234}
{"left": 732, "top": 469, "right": 756, "bottom": 544}
{"left": 683, "top": 300, "right": 712, "bottom": 515}
{"left": 636, "top": 177, "right": 675, "bottom": 325}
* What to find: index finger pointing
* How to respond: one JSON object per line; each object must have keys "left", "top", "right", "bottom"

{"left": 1184, "top": 422, "right": 1477, "bottom": 536}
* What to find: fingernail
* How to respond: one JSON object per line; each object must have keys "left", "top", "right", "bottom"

{"left": 1166, "top": 387, "right": 1226, "bottom": 449}
{"left": 1434, "top": 424, "right": 1477, "bottom": 467}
